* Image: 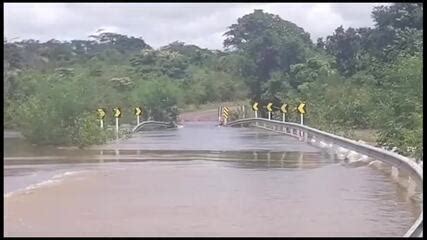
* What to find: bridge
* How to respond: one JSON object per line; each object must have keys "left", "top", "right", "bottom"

{"left": 132, "top": 121, "right": 178, "bottom": 133}
{"left": 225, "top": 117, "right": 423, "bottom": 237}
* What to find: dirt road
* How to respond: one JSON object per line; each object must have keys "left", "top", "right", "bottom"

{"left": 179, "top": 109, "right": 219, "bottom": 122}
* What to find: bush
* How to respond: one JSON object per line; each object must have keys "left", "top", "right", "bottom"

{"left": 71, "top": 113, "right": 111, "bottom": 148}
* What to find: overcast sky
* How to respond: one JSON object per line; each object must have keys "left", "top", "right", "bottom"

{"left": 4, "top": 3, "right": 388, "bottom": 50}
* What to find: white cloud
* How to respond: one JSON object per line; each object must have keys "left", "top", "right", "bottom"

{"left": 4, "top": 3, "right": 385, "bottom": 50}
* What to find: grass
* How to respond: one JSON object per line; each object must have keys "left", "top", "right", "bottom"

{"left": 351, "top": 129, "right": 378, "bottom": 145}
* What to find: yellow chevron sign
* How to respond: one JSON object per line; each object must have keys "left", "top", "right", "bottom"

{"left": 252, "top": 102, "right": 258, "bottom": 111}
{"left": 280, "top": 103, "right": 288, "bottom": 113}
{"left": 223, "top": 106, "right": 230, "bottom": 119}
{"left": 113, "top": 107, "right": 121, "bottom": 118}
{"left": 297, "top": 103, "right": 306, "bottom": 114}
{"left": 267, "top": 103, "right": 273, "bottom": 112}
{"left": 135, "top": 107, "right": 142, "bottom": 116}
{"left": 96, "top": 108, "right": 106, "bottom": 119}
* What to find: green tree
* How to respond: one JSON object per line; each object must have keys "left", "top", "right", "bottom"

{"left": 223, "top": 9, "right": 313, "bottom": 101}
{"left": 371, "top": 55, "right": 422, "bottom": 159}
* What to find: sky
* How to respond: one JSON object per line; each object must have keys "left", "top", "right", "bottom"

{"left": 4, "top": 3, "right": 388, "bottom": 50}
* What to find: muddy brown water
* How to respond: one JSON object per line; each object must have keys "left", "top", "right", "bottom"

{"left": 4, "top": 122, "right": 421, "bottom": 236}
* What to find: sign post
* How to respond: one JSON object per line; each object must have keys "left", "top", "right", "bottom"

{"left": 252, "top": 102, "right": 258, "bottom": 118}
{"left": 116, "top": 118, "right": 119, "bottom": 137}
{"left": 134, "top": 107, "right": 142, "bottom": 125}
{"left": 297, "top": 103, "right": 306, "bottom": 125}
{"left": 280, "top": 103, "right": 288, "bottom": 122}
{"left": 113, "top": 107, "right": 121, "bottom": 138}
{"left": 267, "top": 103, "right": 273, "bottom": 120}
{"left": 242, "top": 105, "right": 246, "bottom": 119}
{"left": 96, "top": 108, "right": 106, "bottom": 129}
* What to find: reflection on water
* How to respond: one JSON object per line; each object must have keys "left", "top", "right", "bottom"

{"left": 4, "top": 149, "right": 335, "bottom": 169}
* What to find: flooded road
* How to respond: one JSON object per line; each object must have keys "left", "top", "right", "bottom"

{"left": 4, "top": 122, "right": 421, "bottom": 236}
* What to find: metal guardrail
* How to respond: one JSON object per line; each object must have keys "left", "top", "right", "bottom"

{"left": 132, "top": 121, "right": 177, "bottom": 133}
{"left": 226, "top": 118, "right": 423, "bottom": 237}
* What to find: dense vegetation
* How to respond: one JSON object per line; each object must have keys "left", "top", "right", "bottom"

{"left": 4, "top": 34, "right": 248, "bottom": 147}
{"left": 4, "top": 3, "right": 423, "bottom": 160}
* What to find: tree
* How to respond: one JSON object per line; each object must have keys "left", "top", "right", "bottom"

{"left": 372, "top": 3, "right": 423, "bottom": 30}
{"left": 89, "top": 31, "right": 151, "bottom": 55}
{"left": 324, "top": 26, "right": 363, "bottom": 76}
{"left": 370, "top": 54, "right": 422, "bottom": 159}
{"left": 367, "top": 3, "right": 423, "bottom": 60}
{"left": 130, "top": 49, "right": 189, "bottom": 79}
{"left": 223, "top": 9, "right": 313, "bottom": 101}
{"left": 160, "top": 41, "right": 211, "bottom": 62}
{"left": 316, "top": 37, "right": 325, "bottom": 49}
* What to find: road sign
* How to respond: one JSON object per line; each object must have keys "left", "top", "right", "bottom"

{"left": 266, "top": 103, "right": 273, "bottom": 120}
{"left": 280, "top": 104, "right": 288, "bottom": 122}
{"left": 97, "top": 108, "right": 106, "bottom": 129}
{"left": 135, "top": 107, "right": 142, "bottom": 116}
{"left": 113, "top": 107, "right": 121, "bottom": 137}
{"left": 252, "top": 102, "right": 259, "bottom": 118}
{"left": 223, "top": 106, "right": 230, "bottom": 119}
{"left": 134, "top": 107, "right": 143, "bottom": 125}
{"left": 297, "top": 103, "right": 306, "bottom": 125}
{"left": 297, "top": 103, "right": 306, "bottom": 114}
{"left": 222, "top": 106, "right": 230, "bottom": 125}
{"left": 267, "top": 103, "right": 273, "bottom": 112}
{"left": 97, "top": 108, "right": 106, "bottom": 119}
{"left": 252, "top": 102, "right": 259, "bottom": 111}
{"left": 113, "top": 107, "right": 121, "bottom": 118}
{"left": 280, "top": 104, "right": 288, "bottom": 113}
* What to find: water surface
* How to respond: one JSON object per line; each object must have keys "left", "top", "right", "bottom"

{"left": 3, "top": 123, "right": 421, "bottom": 236}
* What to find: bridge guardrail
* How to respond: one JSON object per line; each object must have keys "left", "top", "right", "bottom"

{"left": 132, "top": 121, "right": 176, "bottom": 133}
{"left": 226, "top": 118, "right": 423, "bottom": 237}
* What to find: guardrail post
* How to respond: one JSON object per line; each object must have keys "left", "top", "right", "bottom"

{"left": 300, "top": 130, "right": 303, "bottom": 141}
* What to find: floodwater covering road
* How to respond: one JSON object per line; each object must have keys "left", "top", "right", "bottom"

{"left": 4, "top": 121, "right": 421, "bottom": 237}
